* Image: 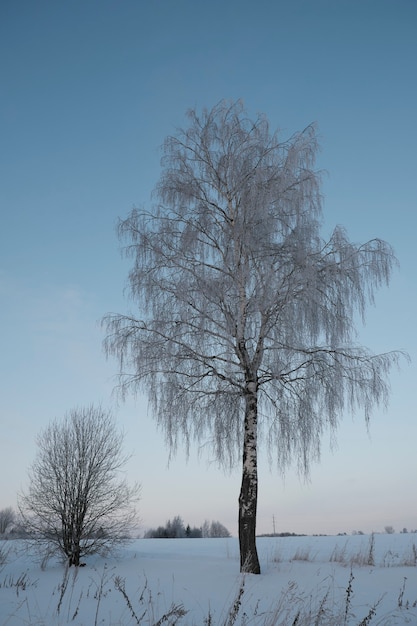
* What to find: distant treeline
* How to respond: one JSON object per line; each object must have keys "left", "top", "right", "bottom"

{"left": 257, "top": 532, "right": 307, "bottom": 538}
{"left": 144, "top": 516, "right": 231, "bottom": 539}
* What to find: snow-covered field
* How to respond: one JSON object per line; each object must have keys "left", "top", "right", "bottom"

{"left": 1, "top": 533, "right": 417, "bottom": 625}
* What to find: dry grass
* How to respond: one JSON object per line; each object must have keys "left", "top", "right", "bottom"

{"left": 2, "top": 565, "right": 416, "bottom": 625}
{"left": 292, "top": 546, "right": 314, "bottom": 562}
{"left": 2, "top": 536, "right": 417, "bottom": 624}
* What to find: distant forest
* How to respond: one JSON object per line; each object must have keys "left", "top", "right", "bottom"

{"left": 144, "top": 516, "right": 230, "bottom": 539}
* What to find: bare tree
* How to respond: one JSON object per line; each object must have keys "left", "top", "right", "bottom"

{"left": 104, "top": 100, "right": 403, "bottom": 573}
{"left": 208, "top": 520, "right": 231, "bottom": 538}
{"left": 19, "top": 405, "right": 139, "bottom": 566}
{"left": 0, "top": 507, "right": 15, "bottom": 534}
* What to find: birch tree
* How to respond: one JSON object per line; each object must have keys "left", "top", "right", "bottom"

{"left": 104, "top": 100, "right": 401, "bottom": 574}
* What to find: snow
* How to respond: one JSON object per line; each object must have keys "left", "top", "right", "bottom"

{"left": 1, "top": 534, "right": 417, "bottom": 625}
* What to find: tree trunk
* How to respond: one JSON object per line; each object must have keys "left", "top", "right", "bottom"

{"left": 238, "top": 382, "right": 261, "bottom": 574}
{"left": 69, "top": 546, "right": 80, "bottom": 566}
{"left": 68, "top": 534, "right": 81, "bottom": 566}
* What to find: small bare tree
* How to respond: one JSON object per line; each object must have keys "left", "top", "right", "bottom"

{"left": 104, "top": 100, "right": 403, "bottom": 573}
{"left": 19, "top": 405, "right": 139, "bottom": 566}
{"left": 208, "top": 520, "right": 231, "bottom": 538}
{"left": 0, "top": 507, "right": 15, "bottom": 534}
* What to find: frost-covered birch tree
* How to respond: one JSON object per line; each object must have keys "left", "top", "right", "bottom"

{"left": 104, "top": 100, "right": 401, "bottom": 574}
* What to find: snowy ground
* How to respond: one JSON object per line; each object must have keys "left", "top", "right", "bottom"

{"left": 1, "top": 533, "right": 417, "bottom": 625}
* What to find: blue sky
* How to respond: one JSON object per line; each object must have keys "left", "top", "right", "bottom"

{"left": 1, "top": 0, "right": 416, "bottom": 536}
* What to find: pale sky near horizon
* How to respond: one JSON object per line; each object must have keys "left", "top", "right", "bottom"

{"left": 1, "top": 0, "right": 416, "bottom": 538}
